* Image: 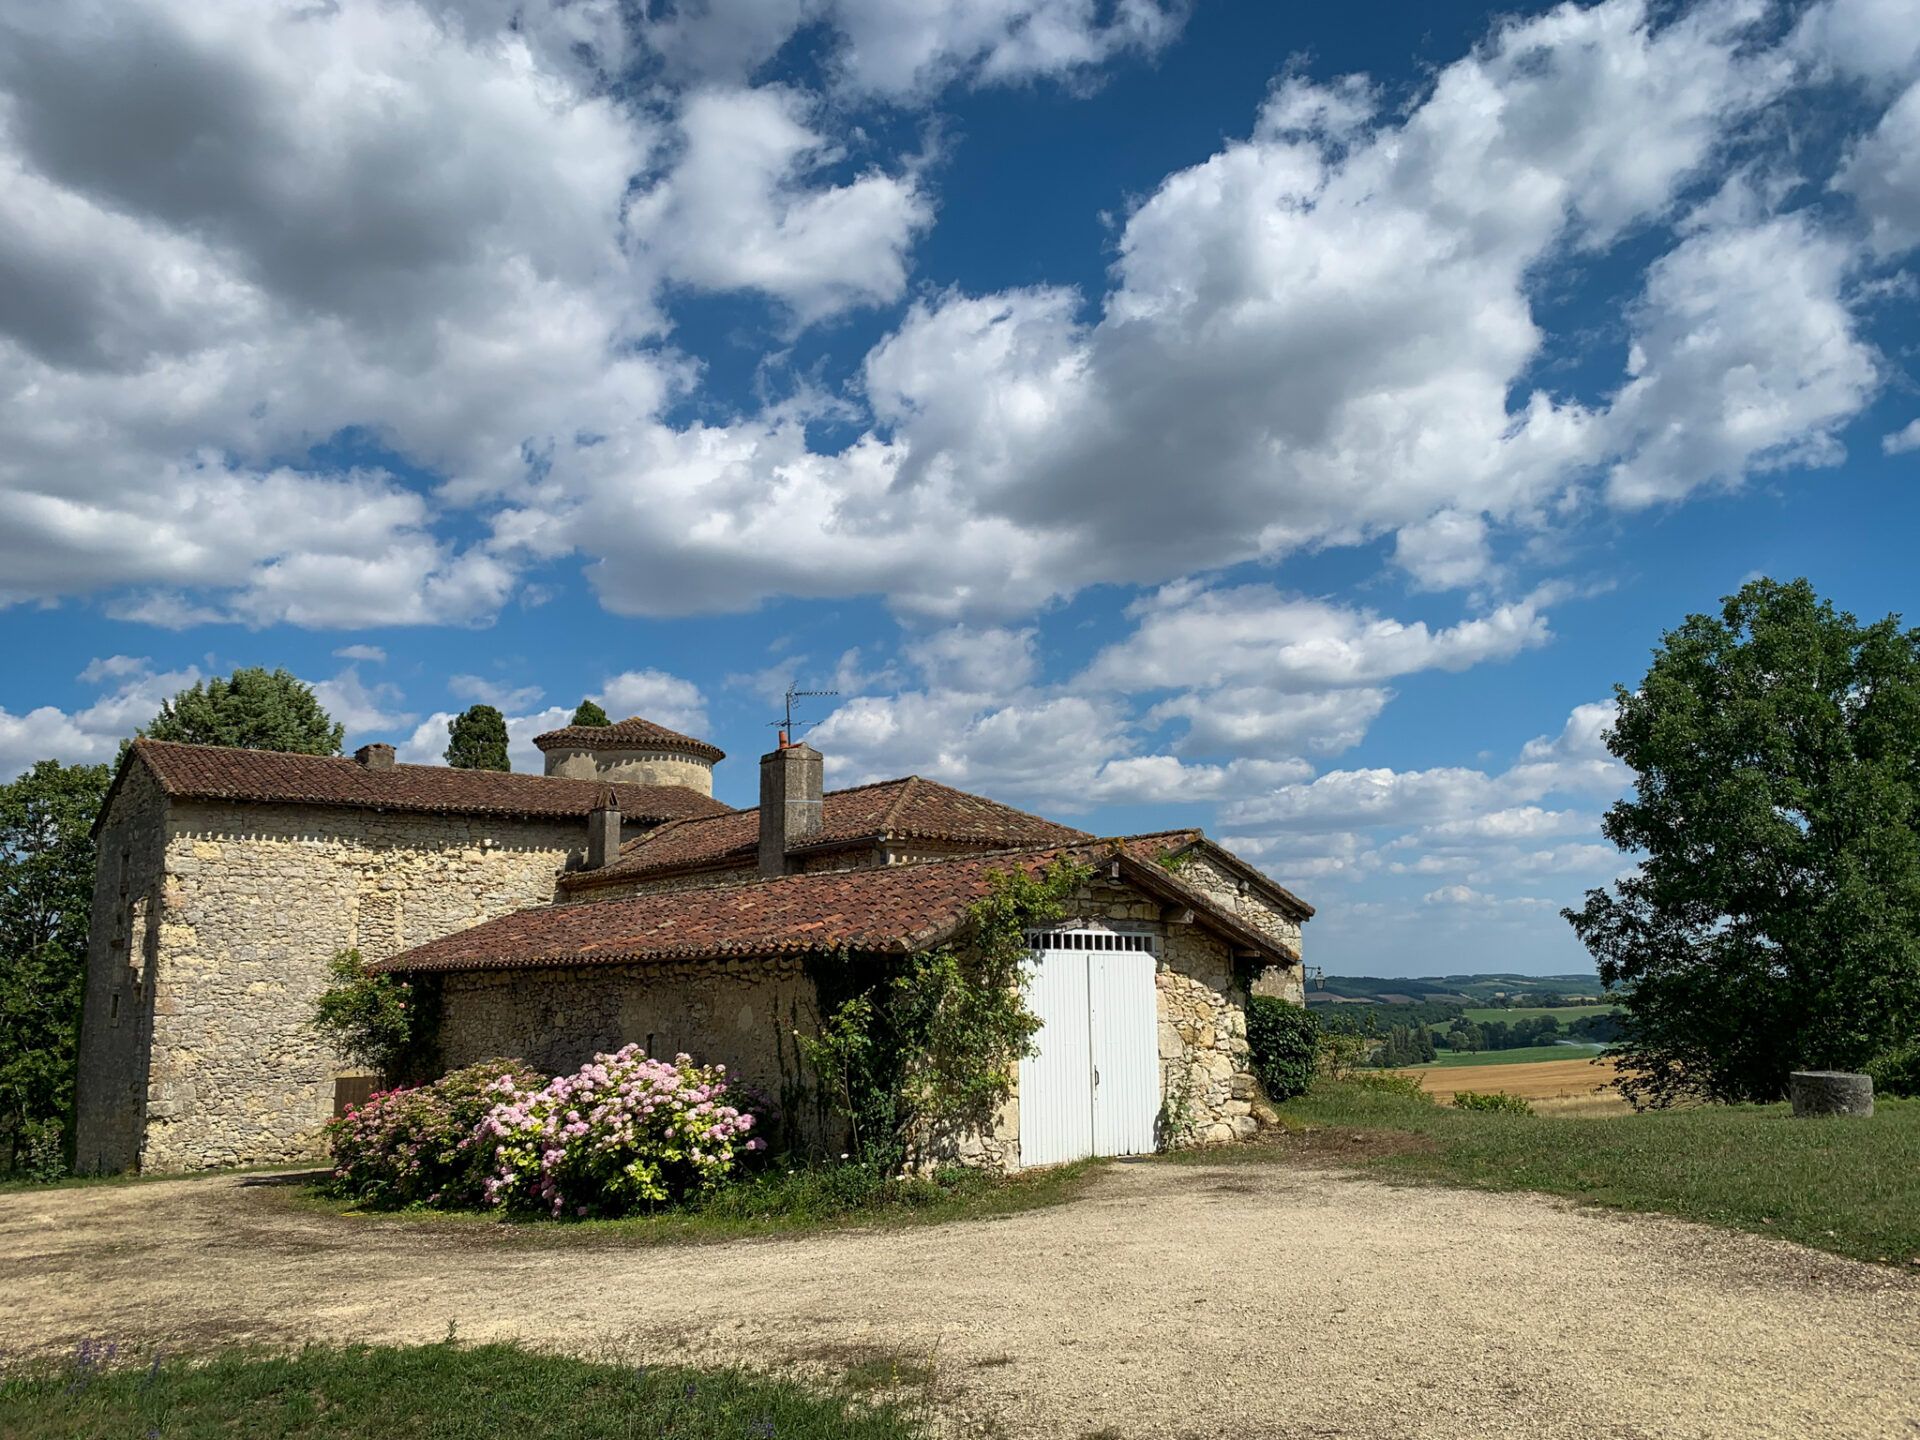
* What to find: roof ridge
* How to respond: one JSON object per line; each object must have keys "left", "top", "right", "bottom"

{"left": 820, "top": 774, "right": 916, "bottom": 797}
{"left": 879, "top": 775, "right": 922, "bottom": 830}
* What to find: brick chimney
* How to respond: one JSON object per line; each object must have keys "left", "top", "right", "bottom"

{"left": 586, "top": 789, "right": 621, "bottom": 870}
{"left": 354, "top": 743, "right": 396, "bottom": 769}
{"left": 759, "top": 738, "right": 823, "bottom": 877}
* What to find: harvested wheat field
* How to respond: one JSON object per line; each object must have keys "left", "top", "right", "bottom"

{"left": 1409, "top": 1055, "right": 1624, "bottom": 1107}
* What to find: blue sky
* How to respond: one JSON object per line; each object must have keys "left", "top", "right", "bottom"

{"left": 3, "top": 0, "right": 1917, "bottom": 977}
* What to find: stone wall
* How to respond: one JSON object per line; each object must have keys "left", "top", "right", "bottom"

{"left": 543, "top": 747, "right": 714, "bottom": 796}
{"left": 73, "top": 765, "right": 169, "bottom": 1174}
{"left": 438, "top": 956, "right": 831, "bottom": 1152}
{"left": 1176, "top": 851, "right": 1307, "bottom": 1005}
{"left": 1157, "top": 922, "right": 1259, "bottom": 1145}
{"left": 89, "top": 796, "right": 588, "bottom": 1172}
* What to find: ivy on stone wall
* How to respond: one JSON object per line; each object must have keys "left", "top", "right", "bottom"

{"left": 799, "top": 857, "right": 1092, "bottom": 1168}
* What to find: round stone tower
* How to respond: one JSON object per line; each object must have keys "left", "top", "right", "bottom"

{"left": 532, "top": 716, "right": 725, "bottom": 796}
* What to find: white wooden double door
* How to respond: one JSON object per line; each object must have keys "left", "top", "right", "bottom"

{"left": 1017, "top": 930, "right": 1161, "bottom": 1167}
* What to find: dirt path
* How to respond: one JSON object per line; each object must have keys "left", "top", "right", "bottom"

{"left": 4, "top": 1162, "right": 1916, "bottom": 1439}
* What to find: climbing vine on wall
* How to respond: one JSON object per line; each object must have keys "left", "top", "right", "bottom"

{"left": 309, "top": 950, "right": 441, "bottom": 1082}
{"left": 799, "top": 857, "right": 1093, "bottom": 1168}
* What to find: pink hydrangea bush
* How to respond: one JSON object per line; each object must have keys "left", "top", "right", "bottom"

{"left": 325, "top": 1059, "right": 546, "bottom": 1209}
{"left": 481, "top": 1045, "right": 765, "bottom": 1217}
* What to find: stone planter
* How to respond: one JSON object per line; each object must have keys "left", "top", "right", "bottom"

{"left": 1787, "top": 1070, "right": 1874, "bottom": 1118}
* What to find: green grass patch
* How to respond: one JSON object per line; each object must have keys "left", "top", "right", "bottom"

{"left": 1421, "top": 1044, "right": 1607, "bottom": 1067}
{"left": 1265, "top": 1081, "right": 1920, "bottom": 1265}
{"left": 300, "top": 1158, "right": 1099, "bottom": 1246}
{"left": 0, "top": 1341, "right": 924, "bottom": 1440}
{"left": 1460, "top": 1004, "right": 1618, "bottom": 1024}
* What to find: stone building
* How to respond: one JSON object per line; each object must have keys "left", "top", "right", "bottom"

{"left": 76, "top": 718, "right": 1312, "bottom": 1174}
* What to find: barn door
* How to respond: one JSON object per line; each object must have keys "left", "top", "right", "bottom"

{"left": 1018, "top": 930, "right": 1159, "bottom": 1167}
{"left": 1017, "top": 943, "right": 1093, "bottom": 1167}
{"left": 1089, "top": 947, "right": 1160, "bottom": 1155}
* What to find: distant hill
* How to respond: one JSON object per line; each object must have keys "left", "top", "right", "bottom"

{"left": 1307, "top": 973, "right": 1608, "bottom": 1007}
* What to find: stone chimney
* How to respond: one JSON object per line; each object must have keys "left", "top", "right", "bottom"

{"left": 758, "top": 738, "right": 823, "bottom": 877}
{"left": 586, "top": 789, "right": 621, "bottom": 870}
{"left": 354, "top": 743, "right": 396, "bottom": 770}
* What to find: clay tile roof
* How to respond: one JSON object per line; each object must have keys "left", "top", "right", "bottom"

{"left": 121, "top": 739, "right": 734, "bottom": 825}
{"left": 531, "top": 715, "right": 725, "bottom": 763}
{"left": 379, "top": 836, "right": 1301, "bottom": 975}
{"left": 560, "top": 775, "right": 1090, "bottom": 889}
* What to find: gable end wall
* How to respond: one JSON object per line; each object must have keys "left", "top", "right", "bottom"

{"left": 80, "top": 792, "right": 592, "bottom": 1173}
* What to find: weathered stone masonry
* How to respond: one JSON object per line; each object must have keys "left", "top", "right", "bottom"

{"left": 434, "top": 874, "right": 1267, "bottom": 1169}
{"left": 76, "top": 796, "right": 587, "bottom": 1173}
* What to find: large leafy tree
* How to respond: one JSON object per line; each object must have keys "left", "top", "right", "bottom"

{"left": 1566, "top": 579, "right": 1920, "bottom": 1106}
{"left": 140, "top": 668, "right": 343, "bottom": 754}
{"left": 445, "top": 705, "right": 511, "bottom": 771}
{"left": 569, "top": 699, "right": 610, "bottom": 727}
{"left": 0, "top": 760, "right": 111, "bottom": 1175}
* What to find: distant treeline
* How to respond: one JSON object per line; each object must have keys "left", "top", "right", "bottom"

{"left": 1312, "top": 971, "right": 1606, "bottom": 1005}
{"left": 1315, "top": 1002, "right": 1622, "bottom": 1065}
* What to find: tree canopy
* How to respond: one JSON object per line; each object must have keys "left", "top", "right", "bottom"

{"left": 569, "top": 699, "right": 610, "bottom": 727}
{"left": 1, "top": 759, "right": 111, "bottom": 1176}
{"left": 140, "top": 668, "right": 343, "bottom": 755}
{"left": 445, "top": 705, "right": 511, "bottom": 771}
{"left": 1566, "top": 578, "right": 1920, "bottom": 1106}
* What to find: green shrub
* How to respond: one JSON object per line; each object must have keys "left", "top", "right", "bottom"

{"left": 1348, "top": 1070, "right": 1433, "bottom": 1102}
{"left": 1451, "top": 1089, "right": 1533, "bottom": 1115}
{"left": 1246, "top": 997, "right": 1319, "bottom": 1100}
{"left": 324, "top": 1059, "right": 547, "bottom": 1209}
{"left": 12, "top": 1119, "right": 65, "bottom": 1183}
{"left": 1866, "top": 1041, "right": 1920, "bottom": 1098}
{"left": 310, "top": 949, "right": 418, "bottom": 1081}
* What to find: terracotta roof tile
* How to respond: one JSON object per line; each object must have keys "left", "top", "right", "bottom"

{"left": 531, "top": 715, "right": 724, "bottom": 762}
{"left": 562, "top": 775, "right": 1088, "bottom": 889}
{"left": 124, "top": 739, "right": 734, "bottom": 824}
{"left": 379, "top": 836, "right": 1303, "bottom": 974}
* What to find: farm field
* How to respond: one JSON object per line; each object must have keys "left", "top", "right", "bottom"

{"left": 1461, "top": 1004, "right": 1617, "bottom": 1024}
{"left": 1404, "top": 1054, "right": 1620, "bottom": 1104}
{"left": 1425, "top": 1043, "right": 1607, "bottom": 1067}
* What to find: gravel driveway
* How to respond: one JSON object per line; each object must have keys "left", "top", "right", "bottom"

{"left": 3, "top": 1160, "right": 1916, "bottom": 1439}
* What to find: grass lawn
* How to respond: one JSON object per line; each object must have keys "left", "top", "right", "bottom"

{"left": 0, "top": 1342, "right": 924, "bottom": 1440}
{"left": 1241, "top": 1081, "right": 1920, "bottom": 1266}
{"left": 1460, "top": 1004, "right": 1618, "bottom": 1024}
{"left": 1423, "top": 1044, "right": 1607, "bottom": 1067}
{"left": 299, "top": 1158, "right": 1099, "bottom": 1247}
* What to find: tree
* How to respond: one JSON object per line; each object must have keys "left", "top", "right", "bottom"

{"left": 0, "top": 760, "right": 111, "bottom": 1176}
{"left": 445, "top": 705, "right": 511, "bottom": 771}
{"left": 569, "top": 699, "right": 610, "bottom": 727}
{"left": 1566, "top": 578, "right": 1920, "bottom": 1106}
{"left": 140, "top": 668, "right": 342, "bottom": 754}
{"left": 309, "top": 950, "right": 421, "bottom": 1081}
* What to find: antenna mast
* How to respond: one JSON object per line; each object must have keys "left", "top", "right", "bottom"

{"left": 775, "top": 686, "right": 838, "bottom": 746}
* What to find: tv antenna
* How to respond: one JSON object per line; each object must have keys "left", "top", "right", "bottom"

{"left": 772, "top": 686, "right": 837, "bottom": 745}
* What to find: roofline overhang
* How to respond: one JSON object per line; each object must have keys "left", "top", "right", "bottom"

{"left": 427, "top": 839, "right": 1299, "bottom": 977}
{"left": 1164, "top": 835, "right": 1315, "bottom": 920}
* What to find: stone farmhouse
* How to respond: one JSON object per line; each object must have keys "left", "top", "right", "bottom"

{"left": 75, "top": 716, "right": 1312, "bottom": 1174}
